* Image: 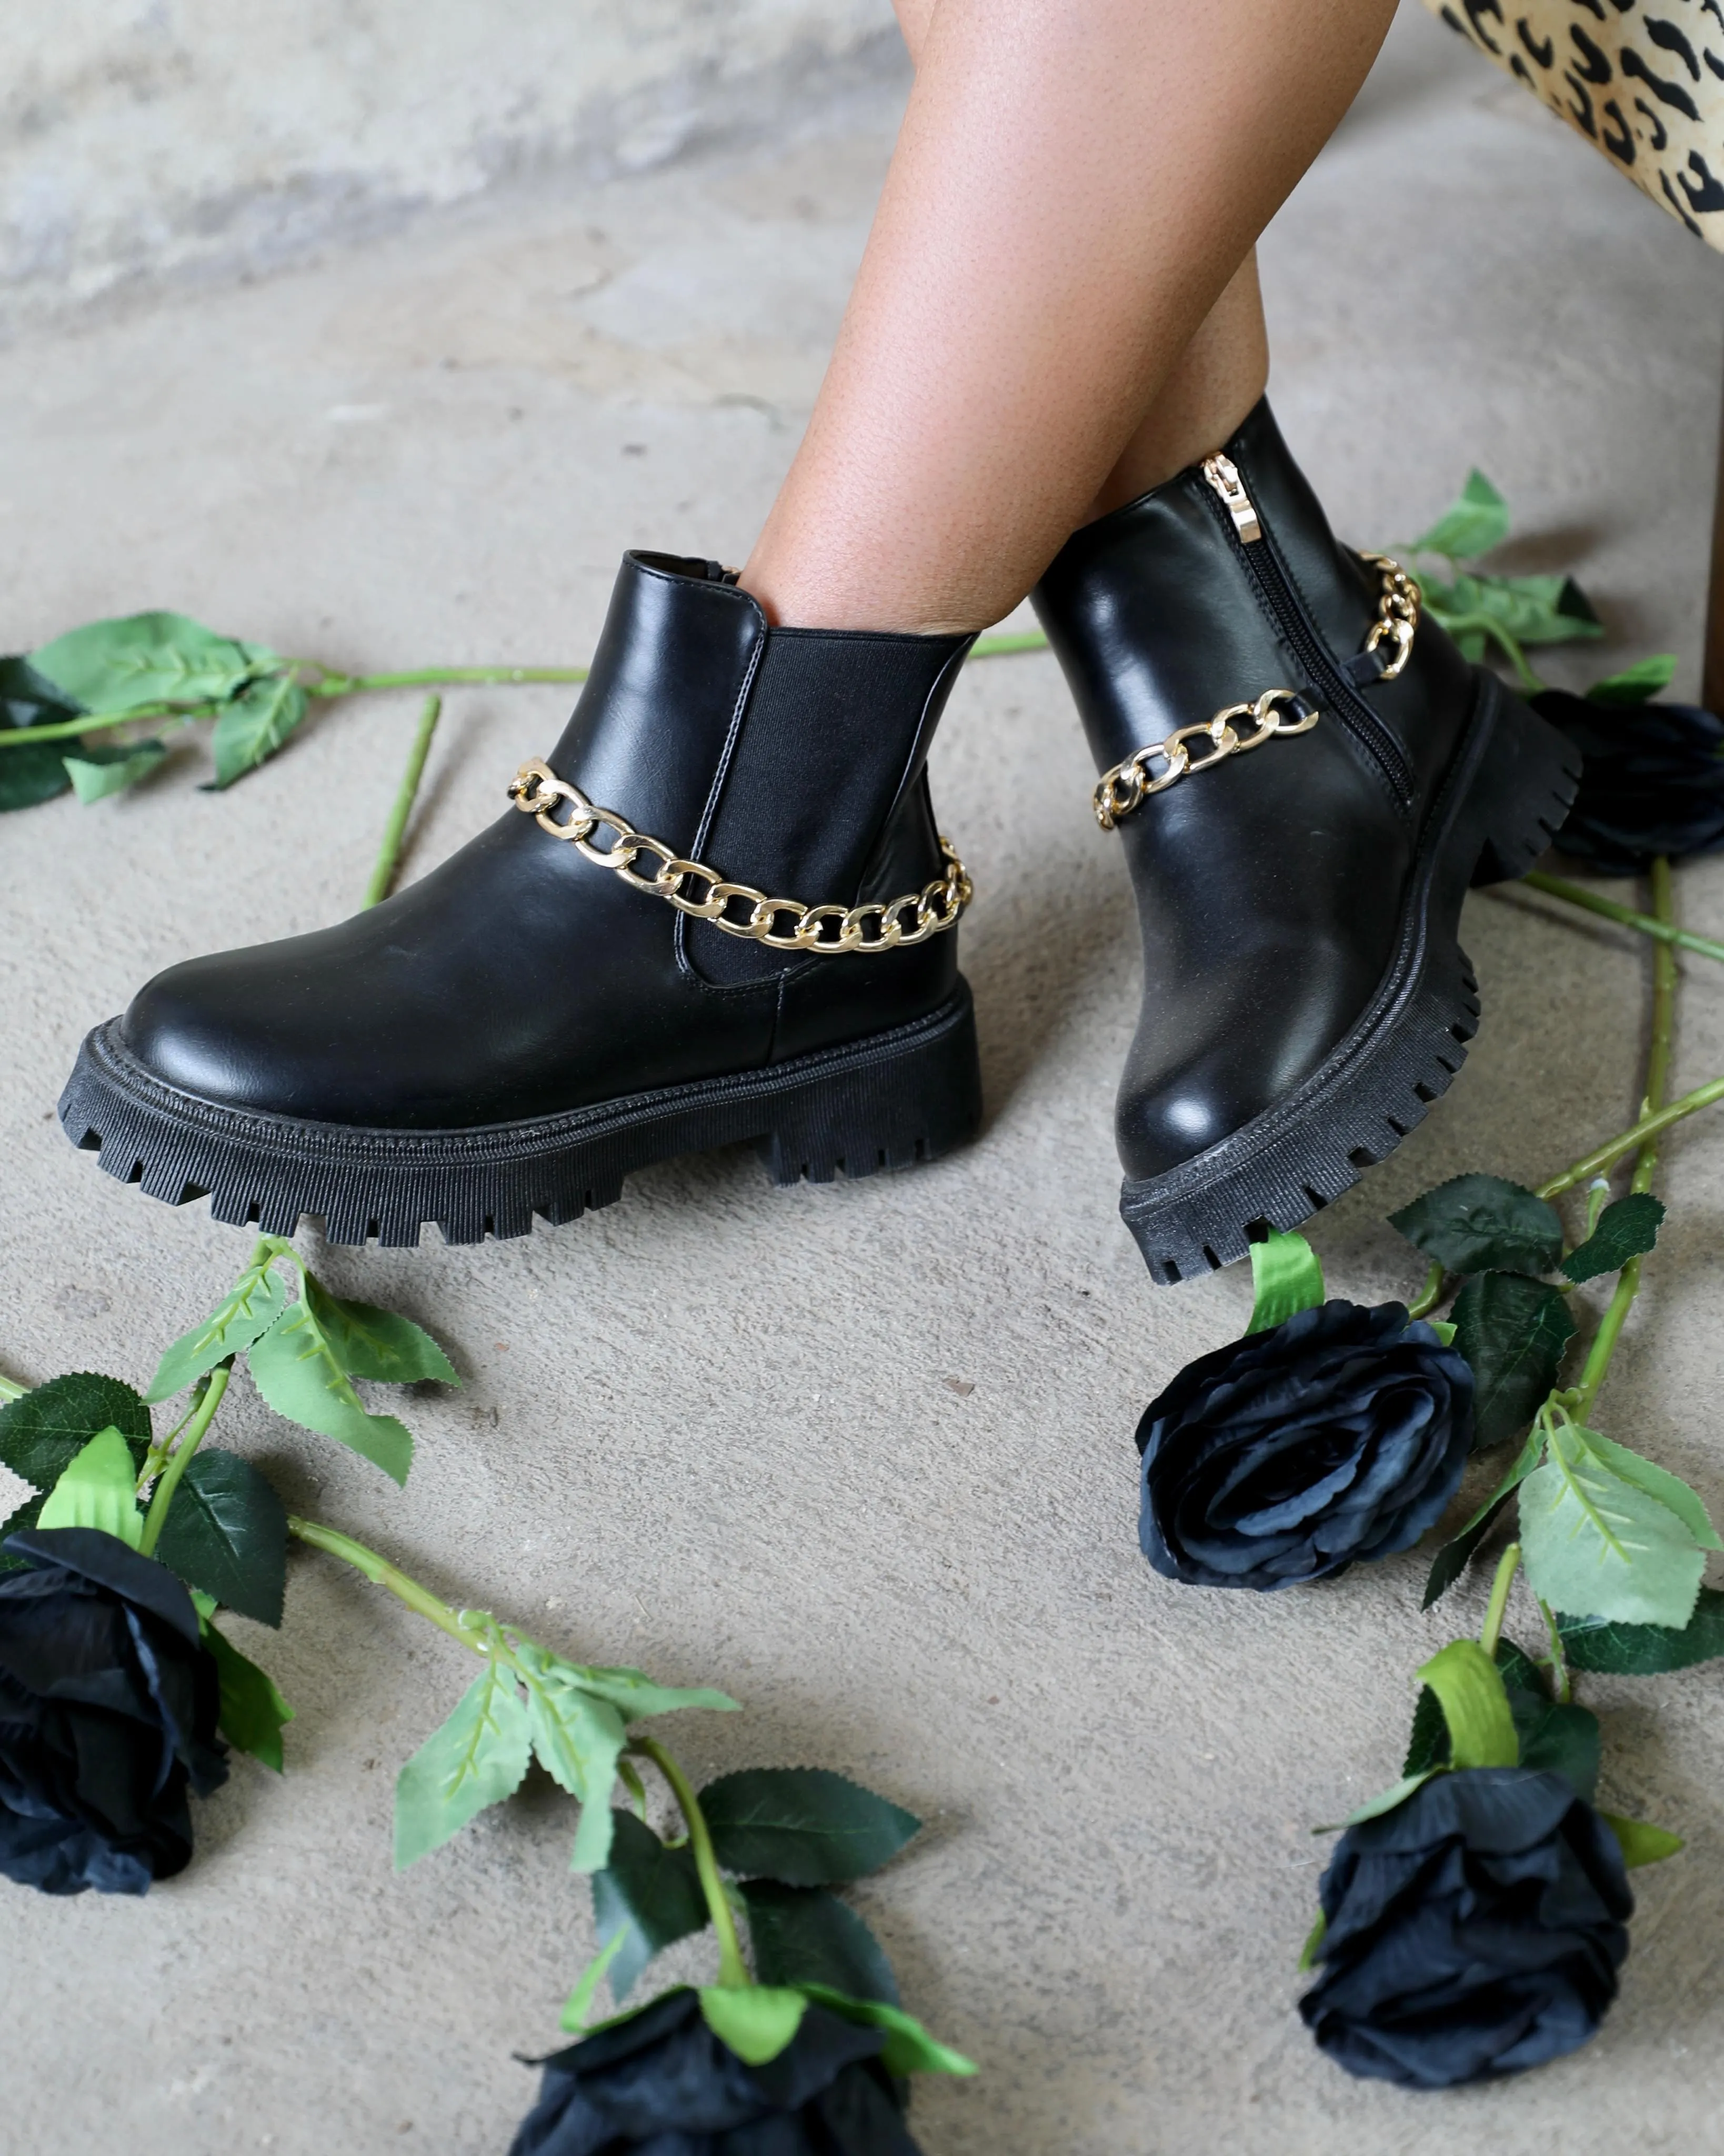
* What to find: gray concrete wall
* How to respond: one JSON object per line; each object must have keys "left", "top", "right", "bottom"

{"left": 1, "top": 0, "right": 901, "bottom": 328}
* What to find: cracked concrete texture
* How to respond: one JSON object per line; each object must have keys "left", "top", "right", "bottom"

{"left": 3, "top": 6, "right": 1724, "bottom": 2151}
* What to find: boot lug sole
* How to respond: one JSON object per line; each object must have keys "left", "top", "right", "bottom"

{"left": 58, "top": 983, "right": 982, "bottom": 1247}
{"left": 1119, "top": 673, "right": 1581, "bottom": 1286}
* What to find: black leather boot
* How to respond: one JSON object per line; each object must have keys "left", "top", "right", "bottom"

{"left": 59, "top": 553, "right": 983, "bottom": 1245}
{"left": 1032, "top": 398, "right": 1579, "bottom": 1286}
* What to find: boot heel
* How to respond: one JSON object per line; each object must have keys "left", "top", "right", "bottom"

{"left": 756, "top": 979, "right": 982, "bottom": 1186}
{"left": 1467, "top": 678, "right": 1582, "bottom": 887}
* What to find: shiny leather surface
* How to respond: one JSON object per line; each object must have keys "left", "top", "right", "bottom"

{"left": 121, "top": 553, "right": 969, "bottom": 1129}
{"left": 1032, "top": 398, "right": 1478, "bottom": 1182}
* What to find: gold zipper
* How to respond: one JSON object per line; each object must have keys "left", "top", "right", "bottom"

{"left": 1201, "top": 453, "right": 1261, "bottom": 543}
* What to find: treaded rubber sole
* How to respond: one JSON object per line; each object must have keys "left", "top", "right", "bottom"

{"left": 1120, "top": 673, "right": 1581, "bottom": 1286}
{"left": 57, "top": 981, "right": 982, "bottom": 1248}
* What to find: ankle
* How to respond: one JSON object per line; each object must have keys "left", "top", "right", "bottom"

{"left": 1084, "top": 375, "right": 1269, "bottom": 524}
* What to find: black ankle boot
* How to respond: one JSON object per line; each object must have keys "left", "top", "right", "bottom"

{"left": 1031, "top": 398, "right": 1579, "bottom": 1286}
{"left": 59, "top": 554, "right": 983, "bottom": 1245}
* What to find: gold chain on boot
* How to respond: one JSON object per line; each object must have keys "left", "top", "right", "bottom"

{"left": 507, "top": 759, "right": 973, "bottom": 953}
{"left": 1091, "top": 550, "right": 1420, "bottom": 832}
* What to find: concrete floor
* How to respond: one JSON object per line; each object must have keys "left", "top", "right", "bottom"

{"left": 3, "top": 8, "right": 1724, "bottom": 2151}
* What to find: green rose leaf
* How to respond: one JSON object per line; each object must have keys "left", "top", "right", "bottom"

{"left": 590, "top": 1810, "right": 708, "bottom": 2002}
{"left": 0, "top": 1371, "right": 152, "bottom": 1488}
{"left": 1401, "top": 1682, "right": 1450, "bottom": 1778}
{"left": 740, "top": 1881, "right": 900, "bottom": 2006}
{"left": 1516, "top": 1700, "right": 1601, "bottom": 1802}
{"left": 394, "top": 1661, "right": 532, "bottom": 1868}
{"left": 1600, "top": 1813, "right": 1684, "bottom": 1869}
{"left": 1567, "top": 1427, "right": 1721, "bottom": 1552}
{"left": 1520, "top": 1424, "right": 1709, "bottom": 1629}
{"left": 36, "top": 1428, "right": 145, "bottom": 1547}
{"left": 300, "top": 1278, "right": 457, "bottom": 1386}
{"left": 555, "top": 1665, "right": 740, "bottom": 1723}
{"left": 1406, "top": 469, "right": 1511, "bottom": 561}
{"left": 1561, "top": 1194, "right": 1666, "bottom": 1284}
{"left": 0, "top": 1491, "right": 46, "bottom": 1571}
{"left": 1389, "top": 1175, "right": 1563, "bottom": 1279}
{"left": 1586, "top": 654, "right": 1677, "bottom": 706}
{"left": 559, "top": 1931, "right": 628, "bottom": 2033}
{"left": 152, "top": 1448, "right": 288, "bottom": 1626}
{"left": 794, "top": 1985, "right": 977, "bottom": 2078}
{"left": 29, "top": 612, "right": 270, "bottom": 714}
{"left": 701, "top": 1769, "right": 921, "bottom": 1886}
{"left": 203, "top": 1617, "right": 294, "bottom": 1771}
{"left": 0, "top": 740, "right": 74, "bottom": 812}
{"left": 1452, "top": 1271, "right": 1577, "bottom": 1449}
{"left": 1422, "top": 1421, "right": 1549, "bottom": 1608}
{"left": 1245, "top": 1229, "right": 1325, "bottom": 1335}
{"left": 1330, "top": 1770, "right": 1443, "bottom": 1831}
{"left": 247, "top": 1300, "right": 414, "bottom": 1484}
{"left": 208, "top": 673, "right": 306, "bottom": 788}
{"left": 147, "top": 1250, "right": 290, "bottom": 1401}
{"left": 1430, "top": 570, "right": 1601, "bottom": 649}
{"left": 698, "top": 1985, "right": 808, "bottom": 2068}
{"left": 0, "top": 646, "right": 83, "bottom": 724}
{"left": 0, "top": 655, "right": 84, "bottom": 813}
{"left": 1, "top": 653, "right": 84, "bottom": 724}
{"left": 1416, "top": 1639, "right": 1518, "bottom": 1772}
{"left": 61, "top": 737, "right": 168, "bottom": 803}
{"left": 1406, "top": 1637, "right": 1550, "bottom": 1776}
{"left": 1560, "top": 1588, "right": 1724, "bottom": 1674}
{"left": 510, "top": 1642, "right": 629, "bottom": 1872}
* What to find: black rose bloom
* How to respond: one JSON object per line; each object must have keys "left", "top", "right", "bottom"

{"left": 0, "top": 1526, "right": 227, "bottom": 1895}
{"left": 1533, "top": 687, "right": 1724, "bottom": 873}
{"left": 510, "top": 1990, "right": 921, "bottom": 2155}
{"left": 1301, "top": 1767, "right": 1632, "bottom": 2088}
{"left": 1136, "top": 1300, "right": 1472, "bottom": 1590}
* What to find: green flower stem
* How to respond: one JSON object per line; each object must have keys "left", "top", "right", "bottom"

{"left": 1520, "top": 871, "right": 1724, "bottom": 967}
{"left": 286, "top": 1520, "right": 742, "bottom": 1984}
{"left": 0, "top": 1372, "right": 26, "bottom": 1402}
{"left": 1407, "top": 1260, "right": 1446, "bottom": 1321}
{"left": 971, "top": 629, "right": 1048, "bottom": 658}
{"left": 1426, "top": 610, "right": 1542, "bottom": 694}
{"left": 1570, "top": 859, "right": 1676, "bottom": 1419}
{"left": 285, "top": 1515, "right": 484, "bottom": 1653}
{"left": 305, "top": 666, "right": 590, "bottom": 697}
{"left": 363, "top": 694, "right": 442, "bottom": 908}
{"left": 136, "top": 1384, "right": 208, "bottom": 1495}
{"left": 0, "top": 701, "right": 219, "bottom": 746}
{"left": 1536, "top": 1071, "right": 1724, "bottom": 1200}
{"left": 138, "top": 1362, "right": 230, "bottom": 1556}
{"left": 1538, "top": 1598, "right": 1571, "bottom": 1705}
{"left": 1480, "top": 1542, "right": 1522, "bottom": 1661}
{"left": 630, "top": 1731, "right": 750, "bottom": 1990}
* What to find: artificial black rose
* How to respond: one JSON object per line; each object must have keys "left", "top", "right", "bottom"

{"left": 0, "top": 1526, "right": 227, "bottom": 1895}
{"left": 1301, "top": 1766, "right": 1631, "bottom": 2088}
{"left": 1533, "top": 687, "right": 1724, "bottom": 873}
{"left": 510, "top": 1990, "right": 921, "bottom": 2155}
{"left": 1136, "top": 1300, "right": 1472, "bottom": 1590}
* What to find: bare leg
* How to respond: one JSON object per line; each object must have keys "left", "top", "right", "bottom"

{"left": 888, "top": 0, "right": 1272, "bottom": 525}
{"left": 743, "top": 0, "right": 1395, "bottom": 633}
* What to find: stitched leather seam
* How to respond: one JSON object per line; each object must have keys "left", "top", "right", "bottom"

{"left": 671, "top": 606, "right": 775, "bottom": 1000}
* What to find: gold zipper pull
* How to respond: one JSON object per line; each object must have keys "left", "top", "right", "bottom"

{"left": 1201, "top": 453, "right": 1262, "bottom": 543}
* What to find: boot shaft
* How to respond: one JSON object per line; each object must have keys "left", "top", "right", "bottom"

{"left": 550, "top": 552, "right": 971, "bottom": 982}
{"left": 1031, "top": 397, "right": 1474, "bottom": 810}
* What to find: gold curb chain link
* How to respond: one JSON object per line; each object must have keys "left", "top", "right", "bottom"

{"left": 507, "top": 759, "right": 973, "bottom": 954}
{"left": 1091, "top": 550, "right": 1420, "bottom": 833}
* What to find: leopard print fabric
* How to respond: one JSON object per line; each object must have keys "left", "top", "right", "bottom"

{"left": 1422, "top": 0, "right": 1724, "bottom": 247}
